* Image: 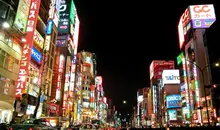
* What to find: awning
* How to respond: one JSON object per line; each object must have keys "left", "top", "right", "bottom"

{"left": 0, "top": 100, "right": 14, "bottom": 111}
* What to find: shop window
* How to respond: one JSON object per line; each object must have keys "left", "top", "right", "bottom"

{"left": 4, "top": 55, "right": 14, "bottom": 71}
{"left": 7, "top": 7, "right": 16, "bottom": 26}
{"left": 12, "top": 41, "right": 22, "bottom": 54}
{"left": 4, "top": 34, "right": 13, "bottom": 47}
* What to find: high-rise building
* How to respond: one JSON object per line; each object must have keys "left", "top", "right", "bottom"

{"left": 48, "top": 0, "right": 79, "bottom": 126}
{"left": 0, "top": 0, "right": 23, "bottom": 123}
{"left": 149, "top": 60, "right": 175, "bottom": 127}
{"left": 14, "top": 0, "right": 46, "bottom": 121}
{"left": 0, "top": 0, "right": 80, "bottom": 126}
{"left": 177, "top": 4, "right": 216, "bottom": 125}
{"left": 75, "top": 51, "right": 97, "bottom": 123}
{"left": 161, "top": 69, "right": 182, "bottom": 126}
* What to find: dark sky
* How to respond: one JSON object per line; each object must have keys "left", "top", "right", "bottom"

{"left": 74, "top": 0, "right": 220, "bottom": 113}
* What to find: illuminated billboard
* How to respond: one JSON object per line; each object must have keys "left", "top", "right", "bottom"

{"left": 176, "top": 52, "right": 185, "bottom": 65}
{"left": 70, "top": 0, "right": 76, "bottom": 24}
{"left": 166, "top": 94, "right": 182, "bottom": 108}
{"left": 46, "top": 20, "right": 53, "bottom": 35}
{"left": 178, "top": 4, "right": 216, "bottom": 50}
{"left": 58, "top": 0, "right": 77, "bottom": 33}
{"left": 33, "top": 30, "right": 44, "bottom": 49}
{"left": 73, "top": 14, "right": 80, "bottom": 55}
{"left": 56, "top": 35, "right": 69, "bottom": 47}
{"left": 178, "top": 17, "right": 185, "bottom": 50}
{"left": 58, "top": 0, "right": 70, "bottom": 33}
{"left": 168, "top": 109, "right": 177, "bottom": 120}
{"left": 16, "top": 0, "right": 41, "bottom": 98}
{"left": 150, "top": 60, "right": 175, "bottom": 80}
{"left": 14, "top": 0, "right": 30, "bottom": 33}
{"left": 162, "top": 69, "right": 180, "bottom": 85}
{"left": 31, "top": 47, "right": 42, "bottom": 64}
{"left": 95, "top": 76, "right": 103, "bottom": 85}
{"left": 189, "top": 4, "right": 216, "bottom": 28}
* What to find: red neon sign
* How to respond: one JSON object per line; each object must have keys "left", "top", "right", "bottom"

{"left": 16, "top": 0, "right": 41, "bottom": 98}
{"left": 73, "top": 14, "right": 80, "bottom": 55}
{"left": 181, "top": 8, "right": 190, "bottom": 27}
{"left": 193, "top": 5, "right": 210, "bottom": 13}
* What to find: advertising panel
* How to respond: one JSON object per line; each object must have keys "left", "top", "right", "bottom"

{"left": 44, "top": 35, "right": 51, "bottom": 51}
{"left": 33, "top": 30, "right": 44, "bottom": 49}
{"left": 49, "top": 103, "right": 60, "bottom": 115}
{"left": 95, "top": 76, "right": 103, "bottom": 86}
{"left": 28, "top": 84, "right": 40, "bottom": 97}
{"left": 162, "top": 69, "right": 180, "bottom": 85}
{"left": 16, "top": 0, "right": 41, "bottom": 98}
{"left": 31, "top": 47, "right": 42, "bottom": 64}
{"left": 150, "top": 60, "right": 175, "bottom": 80}
{"left": 55, "top": 54, "right": 65, "bottom": 101}
{"left": 177, "top": 52, "right": 184, "bottom": 65}
{"left": 168, "top": 109, "right": 177, "bottom": 120}
{"left": 56, "top": 0, "right": 61, "bottom": 13}
{"left": 189, "top": 4, "right": 216, "bottom": 28}
{"left": 166, "top": 94, "right": 182, "bottom": 108}
{"left": 137, "top": 95, "right": 143, "bottom": 103}
{"left": 181, "top": 8, "right": 191, "bottom": 28}
{"left": 178, "top": 17, "right": 185, "bottom": 50}
{"left": 46, "top": 20, "right": 53, "bottom": 35}
{"left": 70, "top": 0, "right": 76, "bottom": 24}
{"left": 73, "top": 14, "right": 80, "bottom": 55}
{"left": 56, "top": 35, "right": 69, "bottom": 47}
{"left": 26, "top": 104, "right": 36, "bottom": 115}
{"left": 14, "top": 0, "right": 31, "bottom": 33}
{"left": 53, "top": 11, "right": 59, "bottom": 27}
{"left": 48, "top": 0, "right": 56, "bottom": 19}
{"left": 58, "top": 0, "right": 70, "bottom": 33}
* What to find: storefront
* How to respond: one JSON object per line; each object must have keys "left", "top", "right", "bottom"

{"left": 0, "top": 74, "right": 16, "bottom": 123}
{"left": 0, "top": 101, "right": 14, "bottom": 123}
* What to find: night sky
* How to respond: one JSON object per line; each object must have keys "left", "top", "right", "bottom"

{"left": 73, "top": 0, "right": 220, "bottom": 113}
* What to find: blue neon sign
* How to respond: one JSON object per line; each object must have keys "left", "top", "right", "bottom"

{"left": 46, "top": 20, "right": 53, "bottom": 35}
{"left": 166, "top": 94, "right": 182, "bottom": 109}
{"left": 73, "top": 55, "right": 76, "bottom": 64}
{"left": 31, "top": 47, "right": 42, "bottom": 64}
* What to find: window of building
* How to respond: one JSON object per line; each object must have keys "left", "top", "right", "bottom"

{"left": 0, "top": 1, "right": 9, "bottom": 19}
{"left": 0, "top": 48, "right": 19, "bottom": 73}
{"left": 0, "top": 50, "right": 4, "bottom": 67}
{"left": 12, "top": 41, "right": 22, "bottom": 54}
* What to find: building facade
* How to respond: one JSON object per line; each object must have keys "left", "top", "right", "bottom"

{"left": 149, "top": 60, "right": 175, "bottom": 127}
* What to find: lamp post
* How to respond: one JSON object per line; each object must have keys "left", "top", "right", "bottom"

{"left": 186, "top": 60, "right": 219, "bottom": 126}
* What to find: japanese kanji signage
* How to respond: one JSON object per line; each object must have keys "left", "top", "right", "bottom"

{"left": 16, "top": 0, "right": 41, "bottom": 98}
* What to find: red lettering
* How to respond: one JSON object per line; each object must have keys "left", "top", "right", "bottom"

{"left": 182, "top": 8, "right": 190, "bottom": 27}
{"left": 193, "top": 5, "right": 210, "bottom": 13}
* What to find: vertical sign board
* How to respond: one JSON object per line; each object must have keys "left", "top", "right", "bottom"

{"left": 58, "top": 0, "right": 70, "bottom": 33}
{"left": 73, "top": 14, "right": 80, "bottom": 55}
{"left": 69, "top": 0, "right": 76, "bottom": 24}
{"left": 16, "top": 0, "right": 41, "bottom": 98}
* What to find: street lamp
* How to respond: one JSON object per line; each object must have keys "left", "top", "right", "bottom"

{"left": 186, "top": 59, "right": 219, "bottom": 126}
